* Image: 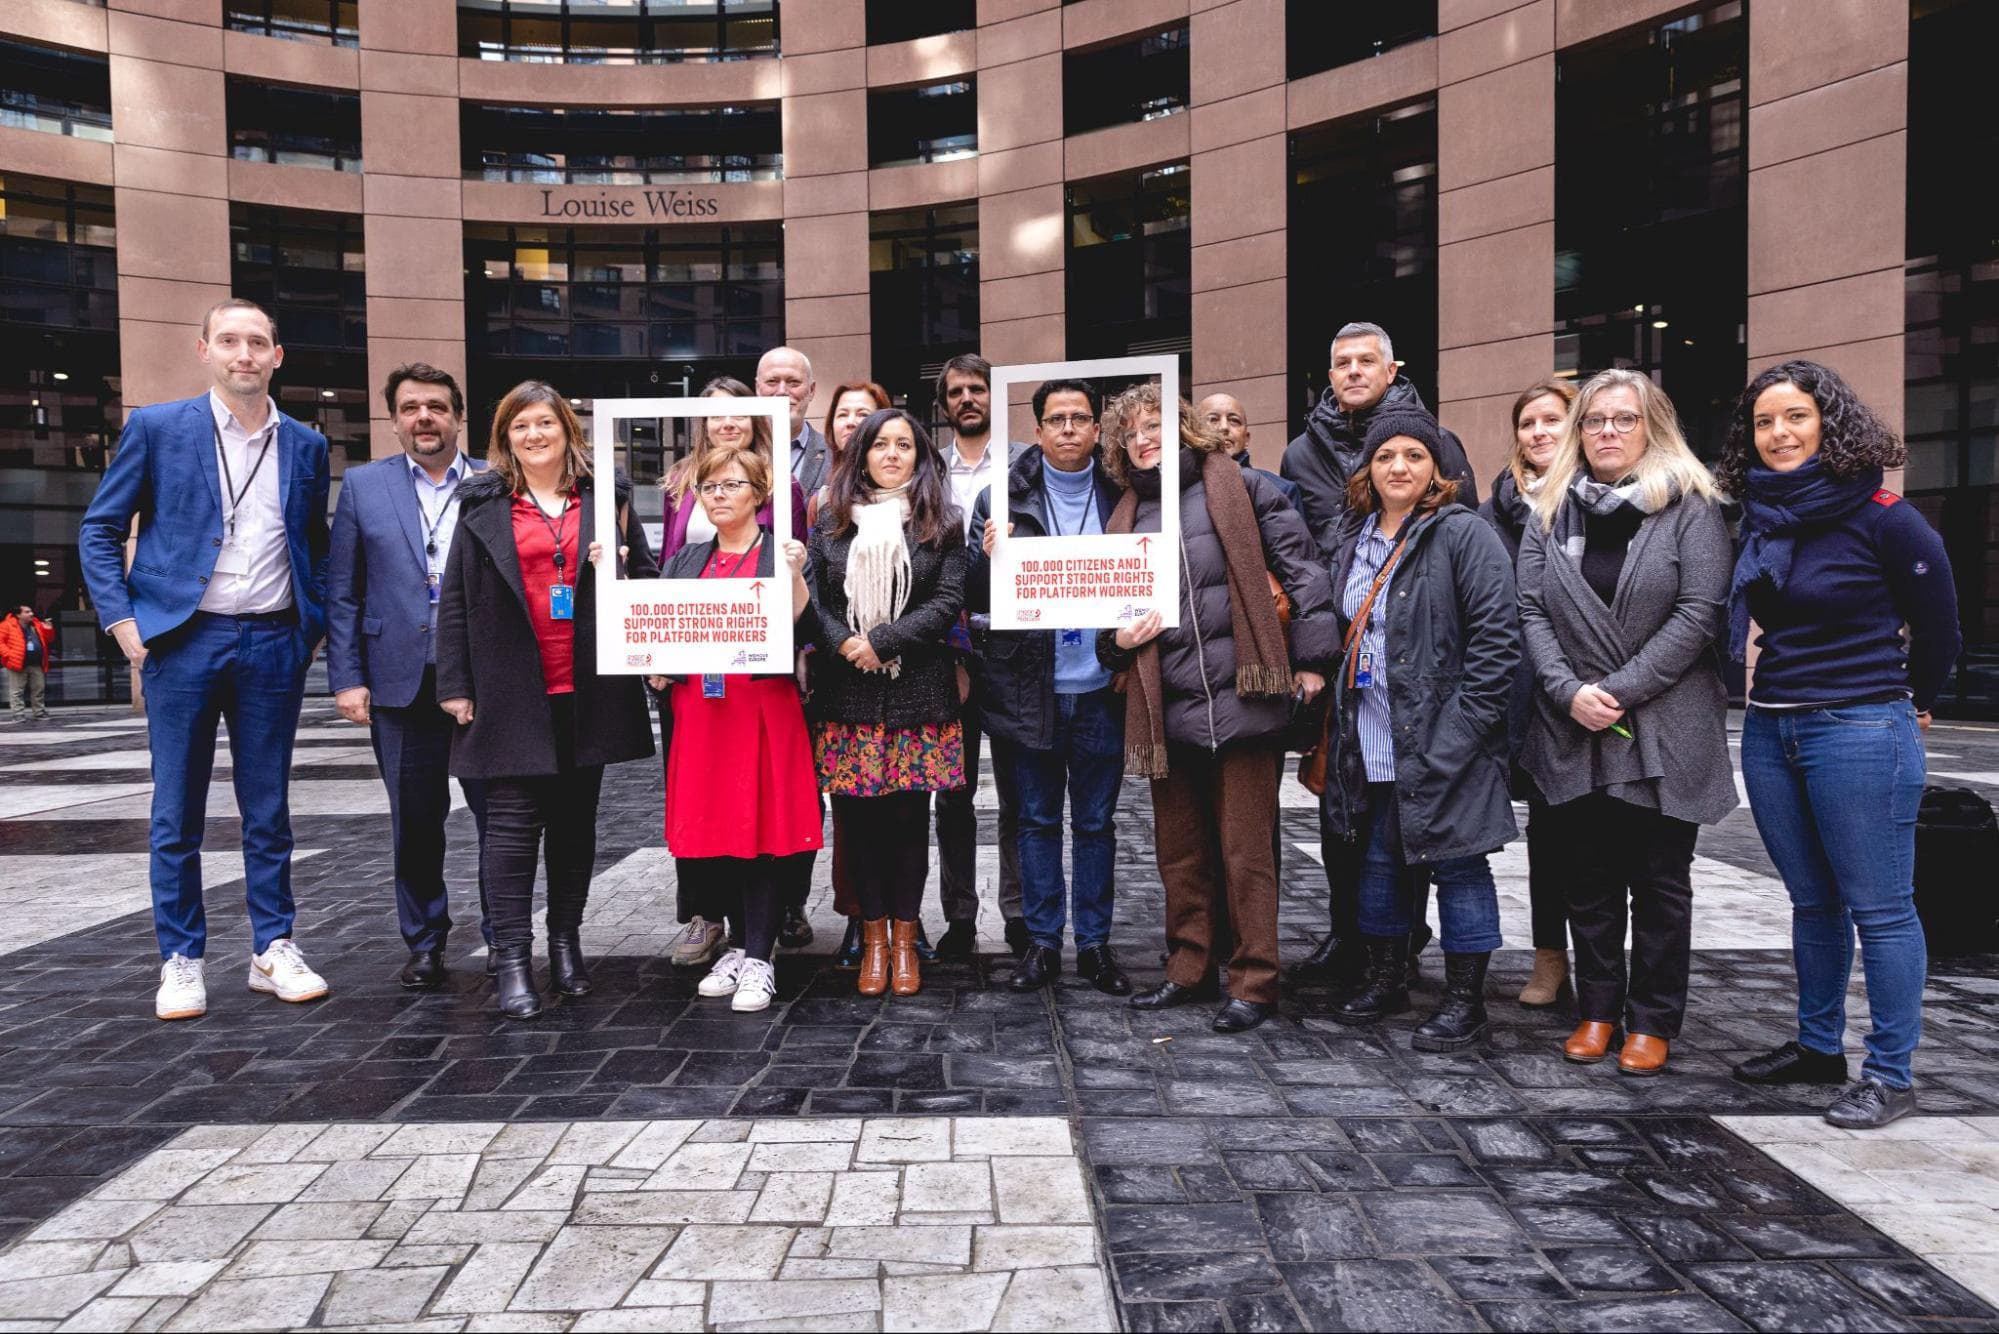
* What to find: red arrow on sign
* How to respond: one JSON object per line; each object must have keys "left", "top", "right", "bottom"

{"left": 748, "top": 580, "right": 765, "bottom": 594}
{"left": 1136, "top": 537, "right": 1152, "bottom": 554}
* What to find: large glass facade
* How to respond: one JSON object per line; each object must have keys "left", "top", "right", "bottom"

{"left": 462, "top": 104, "right": 782, "bottom": 183}
{"left": 864, "top": 1, "right": 975, "bottom": 46}
{"left": 1554, "top": 1, "right": 1747, "bottom": 458}
{"left": 459, "top": 1, "right": 778, "bottom": 63}
{"left": 1285, "top": 2, "right": 1434, "bottom": 81}
{"left": 0, "top": 174, "right": 124, "bottom": 704}
{"left": 870, "top": 205, "right": 979, "bottom": 427}
{"left": 224, "top": 1, "right": 359, "bottom": 46}
{"left": 1063, "top": 27, "right": 1189, "bottom": 137}
{"left": 1066, "top": 163, "right": 1191, "bottom": 380}
{"left": 227, "top": 79, "right": 365, "bottom": 173}
{"left": 868, "top": 79, "right": 977, "bottom": 169}
{"left": 1905, "top": 0, "right": 1997, "bottom": 715}
{"left": 0, "top": 39, "right": 113, "bottom": 143}
{"left": 1287, "top": 99, "right": 1438, "bottom": 428}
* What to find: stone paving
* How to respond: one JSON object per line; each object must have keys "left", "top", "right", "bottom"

{"left": 0, "top": 705, "right": 1996, "bottom": 1331}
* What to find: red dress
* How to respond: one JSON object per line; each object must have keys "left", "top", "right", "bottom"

{"left": 663, "top": 545, "right": 824, "bottom": 859}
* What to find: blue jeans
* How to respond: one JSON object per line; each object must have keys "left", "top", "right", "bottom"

{"left": 1002, "top": 687, "right": 1124, "bottom": 952}
{"left": 1356, "top": 783, "right": 1503, "bottom": 953}
{"left": 1742, "top": 700, "right": 1928, "bottom": 1089}
{"left": 141, "top": 612, "right": 309, "bottom": 959}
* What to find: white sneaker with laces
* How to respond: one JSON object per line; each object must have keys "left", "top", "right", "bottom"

{"left": 731, "top": 957, "right": 777, "bottom": 1013}
{"left": 698, "top": 948, "right": 748, "bottom": 998}
{"left": 248, "top": 938, "right": 329, "bottom": 1003}
{"left": 673, "top": 916, "right": 726, "bottom": 968}
{"left": 156, "top": 954, "right": 207, "bottom": 1020}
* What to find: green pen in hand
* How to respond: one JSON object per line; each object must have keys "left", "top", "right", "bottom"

{"left": 1608, "top": 722, "right": 1633, "bottom": 739}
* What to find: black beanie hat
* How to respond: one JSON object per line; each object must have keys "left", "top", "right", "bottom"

{"left": 1361, "top": 408, "right": 1445, "bottom": 471}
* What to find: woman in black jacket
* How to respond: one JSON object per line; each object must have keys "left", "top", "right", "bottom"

{"left": 1322, "top": 410, "right": 1519, "bottom": 1050}
{"left": 1097, "top": 387, "right": 1338, "bottom": 1033}
{"left": 807, "top": 408, "right": 969, "bottom": 999}
{"left": 437, "top": 381, "right": 656, "bottom": 1020}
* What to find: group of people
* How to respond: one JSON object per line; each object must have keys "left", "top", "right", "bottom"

{"left": 75, "top": 300, "right": 1961, "bottom": 1130}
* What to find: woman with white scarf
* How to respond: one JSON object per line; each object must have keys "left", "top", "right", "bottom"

{"left": 806, "top": 409, "right": 969, "bottom": 998}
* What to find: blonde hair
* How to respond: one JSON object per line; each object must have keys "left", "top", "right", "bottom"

{"left": 1100, "top": 384, "right": 1225, "bottom": 487}
{"left": 1530, "top": 369, "right": 1718, "bottom": 530}
{"left": 665, "top": 376, "right": 775, "bottom": 503}
{"left": 1506, "top": 377, "right": 1577, "bottom": 496}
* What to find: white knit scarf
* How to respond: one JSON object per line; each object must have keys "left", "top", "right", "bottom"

{"left": 844, "top": 484, "right": 913, "bottom": 677}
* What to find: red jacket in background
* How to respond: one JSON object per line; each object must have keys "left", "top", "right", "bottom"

{"left": 0, "top": 615, "right": 53, "bottom": 671}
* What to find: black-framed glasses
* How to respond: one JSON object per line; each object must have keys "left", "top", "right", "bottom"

{"left": 1581, "top": 412, "right": 1641, "bottom": 436}
{"left": 696, "top": 479, "right": 755, "bottom": 498}
{"left": 1040, "top": 412, "right": 1096, "bottom": 431}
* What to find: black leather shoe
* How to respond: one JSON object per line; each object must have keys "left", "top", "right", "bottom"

{"left": 834, "top": 917, "right": 864, "bottom": 970}
{"left": 1330, "top": 936, "right": 1411, "bottom": 1026}
{"left": 547, "top": 932, "right": 592, "bottom": 997}
{"left": 1003, "top": 917, "right": 1031, "bottom": 959}
{"left": 1009, "top": 944, "right": 1060, "bottom": 992}
{"left": 1077, "top": 945, "right": 1131, "bottom": 996}
{"left": 778, "top": 906, "right": 814, "bottom": 950}
{"left": 1213, "top": 998, "right": 1274, "bottom": 1033}
{"left": 1825, "top": 1077, "right": 1917, "bottom": 1129}
{"left": 399, "top": 948, "right": 446, "bottom": 990}
{"left": 1129, "top": 977, "right": 1217, "bottom": 1011}
{"left": 936, "top": 920, "right": 976, "bottom": 958}
{"left": 914, "top": 922, "right": 936, "bottom": 964}
{"left": 493, "top": 944, "right": 541, "bottom": 1020}
{"left": 1733, "top": 1040, "right": 1850, "bottom": 1086}
{"left": 1410, "top": 952, "right": 1490, "bottom": 1052}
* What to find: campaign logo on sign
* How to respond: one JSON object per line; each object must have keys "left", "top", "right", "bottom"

{"left": 1017, "top": 607, "right": 1042, "bottom": 622}
{"left": 626, "top": 651, "right": 654, "bottom": 668}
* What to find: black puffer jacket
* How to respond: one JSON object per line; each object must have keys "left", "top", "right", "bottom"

{"left": 806, "top": 517, "right": 968, "bottom": 730}
{"left": 1323, "top": 503, "right": 1519, "bottom": 866}
{"left": 1478, "top": 468, "right": 1539, "bottom": 783}
{"left": 1097, "top": 450, "right": 1339, "bottom": 750}
{"left": 1280, "top": 378, "right": 1480, "bottom": 551}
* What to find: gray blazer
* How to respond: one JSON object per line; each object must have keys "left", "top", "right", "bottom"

{"left": 793, "top": 422, "right": 832, "bottom": 498}
{"left": 1517, "top": 489, "right": 1735, "bottom": 827}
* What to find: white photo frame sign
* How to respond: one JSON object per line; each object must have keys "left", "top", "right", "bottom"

{"left": 590, "top": 395, "right": 793, "bottom": 675}
{"left": 988, "top": 354, "right": 1181, "bottom": 631}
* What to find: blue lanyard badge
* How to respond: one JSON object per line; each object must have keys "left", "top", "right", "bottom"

{"left": 702, "top": 673, "right": 726, "bottom": 700}
{"left": 548, "top": 584, "right": 574, "bottom": 620}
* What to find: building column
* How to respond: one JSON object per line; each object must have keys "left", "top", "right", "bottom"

{"left": 106, "top": 0, "right": 231, "bottom": 411}
{"left": 1745, "top": 0, "right": 1908, "bottom": 438}
{"left": 359, "top": 0, "right": 465, "bottom": 460}
{"left": 1188, "top": 0, "right": 1288, "bottom": 471}
{"left": 1434, "top": 0, "right": 1557, "bottom": 487}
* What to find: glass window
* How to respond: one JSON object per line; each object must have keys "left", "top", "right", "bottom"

{"left": 225, "top": 1, "right": 360, "bottom": 46}
{"left": 868, "top": 79, "right": 977, "bottom": 168}
{"left": 870, "top": 205, "right": 979, "bottom": 425}
{"left": 458, "top": 0, "right": 778, "bottom": 63}
{"left": 0, "top": 39, "right": 114, "bottom": 142}
{"left": 865, "top": 0, "right": 975, "bottom": 46}
{"left": 230, "top": 204, "right": 368, "bottom": 364}
{"left": 227, "top": 78, "right": 364, "bottom": 173}
{"left": 1066, "top": 165, "right": 1190, "bottom": 379}
{"left": 1064, "top": 27, "right": 1189, "bottom": 137}
{"left": 461, "top": 103, "right": 781, "bottom": 183}
{"left": 1286, "top": 1, "right": 1434, "bottom": 81}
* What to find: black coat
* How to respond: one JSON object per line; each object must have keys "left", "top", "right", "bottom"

{"left": 1478, "top": 469, "right": 1539, "bottom": 780}
{"left": 1280, "top": 378, "right": 1480, "bottom": 552}
{"left": 806, "top": 516, "right": 968, "bottom": 730}
{"left": 1097, "top": 451, "right": 1340, "bottom": 750}
{"left": 437, "top": 469, "right": 657, "bottom": 779}
{"left": 965, "top": 446, "right": 1124, "bottom": 751}
{"left": 1324, "top": 504, "right": 1519, "bottom": 866}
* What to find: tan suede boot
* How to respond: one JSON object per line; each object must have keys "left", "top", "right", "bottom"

{"left": 889, "top": 920, "right": 922, "bottom": 997}
{"left": 1518, "top": 948, "right": 1569, "bottom": 1007}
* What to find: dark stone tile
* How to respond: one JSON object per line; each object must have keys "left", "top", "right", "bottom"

{"left": 1206, "top": 1120, "right": 1351, "bottom": 1153}
{"left": 1629, "top": 1170, "right": 1737, "bottom": 1214}
{"left": 11, "top": 1125, "right": 177, "bottom": 1179}
{"left": 1400, "top": 1077, "right": 1528, "bottom": 1116}
{"left": 732, "top": 1086, "right": 809, "bottom": 1116}
{"left": 0, "top": 1175, "right": 100, "bottom": 1220}
{"left": 1429, "top": 1254, "right": 1571, "bottom": 1301}
{"left": 1253, "top": 1194, "right": 1372, "bottom": 1262}
{"left": 1636, "top": 1117, "right": 1750, "bottom": 1171}
{"left": 606, "top": 1087, "right": 740, "bottom": 1117}
{"left": 522, "top": 1094, "right": 618, "bottom": 1119}
{"left": 1359, "top": 1191, "right": 1532, "bottom": 1255}
{"left": 896, "top": 1091, "right": 980, "bottom": 1114}
{"left": 1077, "top": 1089, "right": 1163, "bottom": 1116}
{"left": 806, "top": 1089, "right": 894, "bottom": 1115}
{"left": 1280, "top": 1260, "right": 1484, "bottom": 1333}
{"left": 1103, "top": 1204, "right": 1266, "bottom": 1253}
{"left": 1508, "top": 1206, "right": 1633, "bottom": 1246}
{"left": 1831, "top": 1260, "right": 1995, "bottom": 1320}
{"left": 1084, "top": 1119, "right": 1218, "bottom": 1168}
{"left": 1373, "top": 1154, "right": 1484, "bottom": 1188}
{"left": 1339, "top": 1118, "right": 1440, "bottom": 1154}
{"left": 1688, "top": 1262, "right": 1919, "bottom": 1332}
{"left": 1716, "top": 1215, "right": 1904, "bottom": 1260}
{"left": 592, "top": 1050, "right": 687, "bottom": 1086}
{"left": 1096, "top": 1167, "right": 1183, "bottom": 1205}
{"left": 1120, "top": 1300, "right": 1222, "bottom": 1332}
{"left": 845, "top": 1053, "right": 946, "bottom": 1089}
{"left": 1485, "top": 1295, "right": 1751, "bottom": 1333}
{"left": 672, "top": 1052, "right": 772, "bottom": 1086}
{"left": 1113, "top": 1251, "right": 1284, "bottom": 1301}
{"left": 1480, "top": 1167, "right": 1650, "bottom": 1212}
{"left": 1544, "top": 1247, "right": 1681, "bottom": 1293}
{"left": 1221, "top": 1152, "right": 1315, "bottom": 1192}
{"left": 1157, "top": 1079, "right": 1286, "bottom": 1117}
{"left": 947, "top": 1056, "right": 1057, "bottom": 1089}
{"left": 1300, "top": 1151, "right": 1388, "bottom": 1192}
{"left": 1717, "top": 1167, "right": 1841, "bottom": 1215}
{"left": 1458, "top": 1119, "right": 1557, "bottom": 1164}
{"left": 1623, "top": 1215, "right": 1752, "bottom": 1262}
{"left": 1176, "top": 1166, "right": 1242, "bottom": 1203}
{"left": 1223, "top": 1292, "right": 1308, "bottom": 1332}
{"left": 661, "top": 1018, "right": 776, "bottom": 1050}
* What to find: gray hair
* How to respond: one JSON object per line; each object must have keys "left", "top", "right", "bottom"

{"left": 756, "top": 345, "right": 814, "bottom": 381}
{"left": 1330, "top": 321, "right": 1394, "bottom": 365}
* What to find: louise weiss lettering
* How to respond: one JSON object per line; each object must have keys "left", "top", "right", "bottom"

{"left": 540, "top": 188, "right": 723, "bottom": 219}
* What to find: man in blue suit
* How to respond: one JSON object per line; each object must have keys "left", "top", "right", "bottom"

{"left": 326, "top": 363, "right": 491, "bottom": 989}
{"left": 79, "top": 298, "right": 332, "bottom": 1021}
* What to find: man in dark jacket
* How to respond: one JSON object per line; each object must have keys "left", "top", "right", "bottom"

{"left": 1281, "top": 322, "right": 1478, "bottom": 550}
{"left": 967, "top": 378, "right": 1131, "bottom": 997}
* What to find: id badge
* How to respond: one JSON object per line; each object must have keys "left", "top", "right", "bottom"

{"left": 1354, "top": 649, "right": 1376, "bottom": 689}
{"left": 212, "top": 535, "right": 252, "bottom": 577}
{"left": 1060, "top": 629, "right": 1084, "bottom": 647}
{"left": 548, "top": 583, "right": 574, "bottom": 620}
{"left": 702, "top": 674, "right": 726, "bottom": 700}
{"left": 426, "top": 574, "right": 441, "bottom": 605}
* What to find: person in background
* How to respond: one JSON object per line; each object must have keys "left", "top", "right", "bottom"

{"left": 1518, "top": 370, "right": 1733, "bottom": 1077}
{"left": 758, "top": 346, "right": 831, "bottom": 499}
{"left": 437, "top": 382, "right": 656, "bottom": 1020}
{"left": 1722, "top": 360, "right": 1961, "bottom": 1129}
{"left": 811, "top": 382, "right": 892, "bottom": 530}
{"left": 807, "top": 409, "right": 969, "bottom": 999}
{"left": 78, "top": 297, "right": 331, "bottom": 1022}
{"left": 327, "top": 362, "right": 492, "bottom": 990}
{"left": 1479, "top": 376, "right": 1579, "bottom": 1009}
{"left": 0, "top": 604, "right": 53, "bottom": 722}
{"left": 664, "top": 446, "right": 819, "bottom": 1014}
{"left": 1319, "top": 412, "right": 1518, "bottom": 1051}
{"left": 1098, "top": 386, "right": 1337, "bottom": 1033}
{"left": 1198, "top": 392, "right": 1303, "bottom": 509}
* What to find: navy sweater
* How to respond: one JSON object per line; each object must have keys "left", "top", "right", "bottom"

{"left": 1745, "top": 492, "right": 1961, "bottom": 711}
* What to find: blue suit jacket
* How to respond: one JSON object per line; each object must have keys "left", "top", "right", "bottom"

{"left": 79, "top": 395, "right": 332, "bottom": 646}
{"left": 325, "top": 453, "right": 487, "bottom": 709}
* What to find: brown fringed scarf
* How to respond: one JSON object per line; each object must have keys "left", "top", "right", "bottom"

{"left": 1108, "top": 448, "right": 1293, "bottom": 778}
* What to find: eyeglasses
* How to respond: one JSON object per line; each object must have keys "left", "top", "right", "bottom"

{"left": 697, "top": 479, "right": 755, "bottom": 498}
{"left": 1040, "top": 413, "right": 1096, "bottom": 431}
{"left": 1580, "top": 412, "right": 1642, "bottom": 436}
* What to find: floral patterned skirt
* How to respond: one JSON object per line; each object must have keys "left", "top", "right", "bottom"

{"left": 814, "top": 720, "right": 966, "bottom": 797}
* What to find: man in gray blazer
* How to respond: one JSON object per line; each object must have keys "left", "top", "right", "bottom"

{"left": 758, "top": 345, "right": 831, "bottom": 499}
{"left": 326, "top": 363, "right": 491, "bottom": 988}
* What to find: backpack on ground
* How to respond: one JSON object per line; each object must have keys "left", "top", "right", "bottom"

{"left": 1913, "top": 785, "right": 1999, "bottom": 954}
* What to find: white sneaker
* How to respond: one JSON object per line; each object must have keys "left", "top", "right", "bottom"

{"left": 673, "top": 916, "right": 726, "bottom": 968}
{"left": 156, "top": 955, "right": 206, "bottom": 1020}
{"left": 698, "top": 948, "right": 747, "bottom": 998}
{"left": 248, "top": 938, "right": 329, "bottom": 1003}
{"left": 731, "top": 957, "right": 777, "bottom": 1013}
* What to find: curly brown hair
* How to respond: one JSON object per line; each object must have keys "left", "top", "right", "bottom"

{"left": 1716, "top": 360, "right": 1905, "bottom": 497}
{"left": 1100, "top": 384, "right": 1226, "bottom": 487}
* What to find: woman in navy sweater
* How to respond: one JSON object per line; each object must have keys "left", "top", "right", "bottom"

{"left": 1721, "top": 360, "right": 1961, "bottom": 1129}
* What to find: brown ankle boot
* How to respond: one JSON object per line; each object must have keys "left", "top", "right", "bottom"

{"left": 889, "top": 920, "right": 922, "bottom": 997}
{"left": 1518, "top": 948, "right": 1570, "bottom": 1007}
{"left": 858, "top": 919, "right": 890, "bottom": 997}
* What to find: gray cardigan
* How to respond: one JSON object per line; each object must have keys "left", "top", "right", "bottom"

{"left": 1517, "top": 488, "right": 1735, "bottom": 826}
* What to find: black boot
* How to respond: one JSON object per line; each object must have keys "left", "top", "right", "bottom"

{"left": 548, "top": 932, "right": 592, "bottom": 997}
{"left": 1289, "top": 933, "right": 1366, "bottom": 997}
{"left": 1410, "top": 952, "right": 1490, "bottom": 1052}
{"left": 935, "top": 920, "right": 976, "bottom": 958}
{"left": 1407, "top": 920, "right": 1434, "bottom": 986}
{"left": 914, "top": 922, "right": 936, "bottom": 964}
{"left": 778, "top": 905, "right": 814, "bottom": 950}
{"left": 1329, "top": 936, "right": 1410, "bottom": 1026}
{"left": 494, "top": 944, "right": 541, "bottom": 1020}
{"left": 1077, "top": 945, "right": 1131, "bottom": 996}
{"left": 834, "top": 917, "right": 864, "bottom": 970}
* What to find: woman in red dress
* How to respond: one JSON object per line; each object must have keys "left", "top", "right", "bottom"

{"left": 659, "top": 445, "right": 819, "bottom": 1012}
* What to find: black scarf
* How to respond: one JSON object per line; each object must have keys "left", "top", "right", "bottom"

{"left": 1727, "top": 458, "right": 1882, "bottom": 661}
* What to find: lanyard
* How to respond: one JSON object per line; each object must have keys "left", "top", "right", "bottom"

{"left": 527, "top": 491, "right": 573, "bottom": 584}
{"left": 1343, "top": 527, "right": 1413, "bottom": 690}
{"left": 418, "top": 473, "right": 462, "bottom": 566}
{"left": 702, "top": 534, "right": 763, "bottom": 579}
{"left": 212, "top": 414, "right": 275, "bottom": 537}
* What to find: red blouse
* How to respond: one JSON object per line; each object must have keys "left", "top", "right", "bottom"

{"left": 511, "top": 493, "right": 578, "bottom": 695}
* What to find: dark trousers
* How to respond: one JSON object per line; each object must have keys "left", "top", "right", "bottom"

{"left": 1154, "top": 742, "right": 1282, "bottom": 1005}
{"left": 935, "top": 717, "right": 1023, "bottom": 924}
{"left": 484, "top": 697, "right": 604, "bottom": 950}
{"left": 371, "top": 666, "right": 491, "bottom": 952}
{"left": 1557, "top": 792, "right": 1698, "bottom": 1039}
{"left": 832, "top": 791, "right": 929, "bottom": 921}
{"left": 680, "top": 854, "right": 809, "bottom": 961}
{"left": 1003, "top": 687, "right": 1124, "bottom": 952}
{"left": 1524, "top": 795, "right": 1571, "bottom": 952}
{"left": 141, "top": 611, "right": 307, "bottom": 960}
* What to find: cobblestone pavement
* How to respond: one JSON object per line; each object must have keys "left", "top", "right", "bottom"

{"left": 0, "top": 705, "right": 1996, "bottom": 1331}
